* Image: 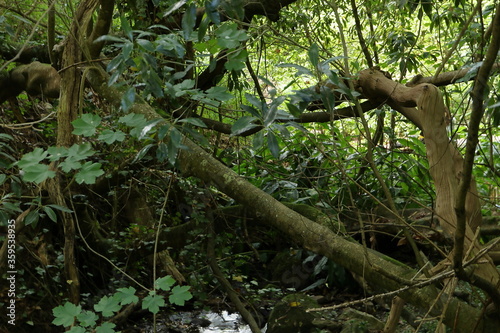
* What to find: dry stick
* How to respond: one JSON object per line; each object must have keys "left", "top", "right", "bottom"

{"left": 349, "top": 0, "right": 373, "bottom": 68}
{"left": 454, "top": 2, "right": 500, "bottom": 280}
{"left": 206, "top": 211, "right": 262, "bottom": 333}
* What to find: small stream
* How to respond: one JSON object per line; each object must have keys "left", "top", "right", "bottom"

{"left": 165, "top": 310, "right": 265, "bottom": 333}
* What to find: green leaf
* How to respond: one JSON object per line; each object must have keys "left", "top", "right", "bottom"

{"left": 142, "top": 292, "right": 165, "bottom": 314}
{"left": 205, "top": 0, "right": 221, "bottom": 24}
{"left": 205, "top": 86, "right": 234, "bottom": 102}
{"left": 115, "top": 286, "right": 139, "bottom": 305}
{"left": 47, "top": 146, "right": 69, "bottom": 161}
{"left": 24, "top": 210, "right": 40, "bottom": 227}
{"left": 22, "top": 164, "right": 56, "bottom": 183}
{"left": 43, "top": 206, "right": 57, "bottom": 222}
{"left": 75, "top": 162, "right": 104, "bottom": 185}
{"left": 231, "top": 116, "right": 259, "bottom": 136}
{"left": 155, "top": 275, "right": 176, "bottom": 291}
{"left": 178, "top": 117, "right": 208, "bottom": 128}
{"left": 276, "top": 63, "right": 313, "bottom": 77}
{"left": 95, "top": 322, "right": 117, "bottom": 333}
{"left": 76, "top": 310, "right": 98, "bottom": 327}
{"left": 264, "top": 96, "right": 285, "bottom": 127}
{"left": 121, "top": 87, "right": 136, "bottom": 112}
{"left": 46, "top": 204, "right": 73, "bottom": 213}
{"left": 156, "top": 142, "right": 169, "bottom": 162}
{"left": 98, "top": 129, "right": 126, "bottom": 144}
{"left": 253, "top": 131, "right": 264, "bottom": 150}
{"left": 215, "top": 22, "right": 248, "bottom": 49}
{"left": 52, "top": 302, "right": 82, "bottom": 327}
{"left": 72, "top": 114, "right": 102, "bottom": 137}
{"left": 94, "top": 295, "right": 121, "bottom": 317}
{"left": 120, "top": 15, "right": 133, "bottom": 41}
{"left": 133, "top": 144, "right": 154, "bottom": 163}
{"left": 67, "top": 327, "right": 85, "bottom": 333}
{"left": 169, "top": 285, "right": 193, "bottom": 306}
{"left": 119, "top": 113, "right": 147, "bottom": 127}
{"left": 136, "top": 38, "right": 155, "bottom": 52}
{"left": 308, "top": 43, "right": 319, "bottom": 69}
{"left": 182, "top": 4, "right": 197, "bottom": 40}
{"left": 267, "top": 132, "right": 280, "bottom": 159}
{"left": 18, "top": 148, "right": 48, "bottom": 168}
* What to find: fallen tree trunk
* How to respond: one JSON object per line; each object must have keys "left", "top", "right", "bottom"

{"left": 86, "top": 65, "right": 499, "bottom": 332}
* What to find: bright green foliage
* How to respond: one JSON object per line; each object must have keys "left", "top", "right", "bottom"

{"left": 94, "top": 295, "right": 121, "bottom": 317}
{"left": 52, "top": 276, "right": 191, "bottom": 331}
{"left": 142, "top": 292, "right": 166, "bottom": 314}
{"left": 169, "top": 285, "right": 193, "bottom": 306}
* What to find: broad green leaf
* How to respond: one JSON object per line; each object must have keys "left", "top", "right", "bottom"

{"left": 120, "top": 15, "right": 133, "bottom": 41}
{"left": 267, "top": 132, "right": 280, "bottom": 159}
{"left": 155, "top": 275, "right": 176, "bottom": 291}
{"left": 94, "top": 295, "right": 121, "bottom": 317}
{"left": 182, "top": 4, "right": 197, "bottom": 40}
{"left": 139, "top": 118, "right": 163, "bottom": 140}
{"left": 76, "top": 310, "right": 98, "bottom": 327}
{"left": 264, "top": 96, "right": 286, "bottom": 127}
{"left": 156, "top": 142, "right": 169, "bottom": 162}
{"left": 205, "top": 86, "right": 234, "bottom": 102}
{"left": 67, "top": 327, "right": 85, "bottom": 333}
{"left": 47, "top": 146, "right": 69, "bottom": 161}
{"left": 215, "top": 22, "right": 248, "bottom": 49}
{"left": 24, "top": 210, "right": 39, "bottom": 226}
{"left": 133, "top": 144, "right": 154, "bottom": 163}
{"left": 308, "top": 43, "right": 319, "bottom": 69}
{"left": 119, "top": 113, "right": 147, "bottom": 127}
{"left": 205, "top": 0, "right": 221, "bottom": 24}
{"left": 95, "top": 322, "right": 117, "bottom": 333}
{"left": 22, "top": 165, "right": 56, "bottom": 183}
{"left": 169, "top": 285, "right": 193, "bottom": 306}
{"left": 142, "top": 292, "right": 165, "bottom": 314}
{"left": 18, "top": 148, "right": 48, "bottom": 168}
{"left": 52, "top": 302, "right": 82, "bottom": 327}
{"left": 231, "top": 116, "right": 259, "bottom": 136}
{"left": 98, "top": 129, "right": 126, "bottom": 144}
{"left": 46, "top": 204, "right": 73, "bottom": 213}
{"left": 72, "top": 114, "right": 102, "bottom": 137}
{"left": 43, "top": 206, "right": 57, "bottom": 222}
{"left": 75, "top": 162, "right": 104, "bottom": 185}
{"left": 136, "top": 38, "right": 155, "bottom": 52}
{"left": 253, "top": 131, "right": 264, "bottom": 150}
{"left": 121, "top": 87, "right": 136, "bottom": 112}
{"left": 115, "top": 286, "right": 139, "bottom": 305}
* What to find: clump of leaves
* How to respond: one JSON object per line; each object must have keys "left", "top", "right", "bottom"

{"left": 52, "top": 275, "right": 192, "bottom": 333}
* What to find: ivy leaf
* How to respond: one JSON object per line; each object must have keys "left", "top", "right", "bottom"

{"left": 119, "top": 113, "right": 147, "bottom": 127}
{"left": 115, "top": 286, "right": 139, "bottom": 305}
{"left": 169, "top": 285, "right": 193, "bottom": 306}
{"left": 142, "top": 292, "right": 165, "bottom": 314}
{"left": 72, "top": 114, "right": 102, "bottom": 137}
{"left": 75, "top": 162, "right": 104, "bottom": 185}
{"left": 155, "top": 275, "right": 176, "bottom": 291}
{"left": 231, "top": 116, "right": 259, "bottom": 136}
{"left": 47, "top": 146, "right": 69, "bottom": 161}
{"left": 52, "top": 302, "right": 82, "bottom": 327}
{"left": 98, "top": 129, "right": 126, "bottom": 144}
{"left": 94, "top": 295, "right": 121, "bottom": 317}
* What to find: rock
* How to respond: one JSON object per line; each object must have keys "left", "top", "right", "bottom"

{"left": 267, "top": 293, "right": 319, "bottom": 333}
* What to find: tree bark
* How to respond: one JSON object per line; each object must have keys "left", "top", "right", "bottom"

{"left": 86, "top": 65, "right": 499, "bottom": 332}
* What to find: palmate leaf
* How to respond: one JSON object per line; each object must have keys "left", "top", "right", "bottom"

{"left": 169, "top": 285, "right": 193, "bottom": 306}
{"left": 75, "top": 162, "right": 104, "bottom": 184}
{"left": 52, "top": 302, "right": 82, "bottom": 327}
{"left": 72, "top": 114, "right": 102, "bottom": 137}
{"left": 142, "top": 292, "right": 165, "bottom": 314}
{"left": 94, "top": 295, "right": 121, "bottom": 317}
